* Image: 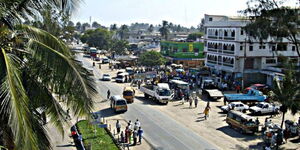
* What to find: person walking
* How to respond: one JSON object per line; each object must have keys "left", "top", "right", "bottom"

{"left": 203, "top": 102, "right": 211, "bottom": 120}
{"left": 128, "top": 128, "right": 132, "bottom": 144}
{"left": 128, "top": 120, "right": 132, "bottom": 130}
{"left": 116, "top": 120, "right": 121, "bottom": 134}
{"left": 133, "top": 129, "right": 138, "bottom": 146}
{"left": 125, "top": 127, "right": 129, "bottom": 143}
{"left": 283, "top": 129, "right": 290, "bottom": 143}
{"left": 189, "top": 97, "right": 193, "bottom": 108}
{"left": 107, "top": 89, "right": 110, "bottom": 99}
{"left": 134, "top": 119, "right": 140, "bottom": 130}
{"left": 138, "top": 127, "right": 144, "bottom": 144}
{"left": 194, "top": 96, "right": 198, "bottom": 108}
{"left": 120, "top": 131, "right": 124, "bottom": 143}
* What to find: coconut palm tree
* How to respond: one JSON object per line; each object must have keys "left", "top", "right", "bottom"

{"left": 159, "top": 20, "right": 170, "bottom": 40}
{"left": 270, "top": 62, "right": 300, "bottom": 128}
{"left": 0, "top": 0, "right": 97, "bottom": 150}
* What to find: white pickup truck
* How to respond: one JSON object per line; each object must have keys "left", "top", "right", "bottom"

{"left": 249, "top": 102, "right": 280, "bottom": 115}
{"left": 140, "top": 83, "right": 172, "bottom": 104}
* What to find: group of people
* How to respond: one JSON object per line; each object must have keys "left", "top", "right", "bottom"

{"left": 116, "top": 119, "right": 144, "bottom": 146}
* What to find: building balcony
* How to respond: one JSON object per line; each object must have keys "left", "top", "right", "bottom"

{"left": 222, "top": 50, "right": 235, "bottom": 54}
{"left": 207, "top": 60, "right": 217, "bottom": 64}
{"left": 224, "top": 37, "right": 235, "bottom": 40}
{"left": 207, "top": 48, "right": 219, "bottom": 52}
{"left": 207, "top": 35, "right": 219, "bottom": 39}
{"left": 223, "top": 62, "right": 234, "bottom": 67}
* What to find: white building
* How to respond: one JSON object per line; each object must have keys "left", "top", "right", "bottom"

{"left": 204, "top": 14, "right": 299, "bottom": 87}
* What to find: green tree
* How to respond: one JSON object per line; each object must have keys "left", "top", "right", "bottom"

{"left": 187, "top": 32, "right": 204, "bottom": 41}
{"left": 76, "top": 22, "right": 82, "bottom": 31}
{"left": 270, "top": 62, "right": 300, "bottom": 128}
{"left": 159, "top": 20, "right": 170, "bottom": 40}
{"left": 82, "top": 23, "right": 91, "bottom": 31}
{"left": 241, "top": 0, "right": 300, "bottom": 56}
{"left": 110, "top": 24, "right": 118, "bottom": 31}
{"left": 110, "top": 40, "right": 129, "bottom": 55}
{"left": 148, "top": 24, "right": 154, "bottom": 33}
{"left": 92, "top": 21, "right": 101, "bottom": 29}
{"left": 138, "top": 51, "right": 166, "bottom": 67}
{"left": 80, "top": 28, "right": 112, "bottom": 50}
{"left": 0, "top": 0, "right": 97, "bottom": 149}
{"left": 117, "top": 24, "right": 129, "bottom": 40}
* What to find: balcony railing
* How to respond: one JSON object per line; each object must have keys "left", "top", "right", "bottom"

{"left": 207, "top": 60, "right": 217, "bottom": 64}
{"left": 222, "top": 50, "right": 235, "bottom": 54}
{"left": 207, "top": 48, "right": 218, "bottom": 52}
{"left": 223, "top": 63, "right": 234, "bottom": 67}
{"left": 224, "top": 36, "right": 235, "bottom": 40}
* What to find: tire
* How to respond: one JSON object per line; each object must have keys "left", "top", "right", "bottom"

{"left": 144, "top": 94, "right": 149, "bottom": 98}
{"left": 257, "top": 111, "right": 262, "bottom": 116}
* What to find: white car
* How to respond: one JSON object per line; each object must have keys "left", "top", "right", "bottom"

{"left": 249, "top": 102, "right": 280, "bottom": 115}
{"left": 102, "top": 74, "right": 111, "bottom": 81}
{"left": 221, "top": 102, "right": 249, "bottom": 113}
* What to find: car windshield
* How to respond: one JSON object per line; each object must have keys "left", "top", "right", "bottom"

{"left": 158, "top": 89, "right": 171, "bottom": 96}
{"left": 117, "top": 75, "right": 123, "bottom": 78}
{"left": 123, "top": 91, "right": 133, "bottom": 96}
{"left": 256, "top": 104, "right": 264, "bottom": 108}
{"left": 103, "top": 74, "right": 110, "bottom": 77}
{"left": 116, "top": 100, "right": 126, "bottom": 105}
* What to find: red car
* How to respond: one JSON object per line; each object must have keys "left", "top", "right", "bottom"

{"left": 244, "top": 84, "right": 270, "bottom": 94}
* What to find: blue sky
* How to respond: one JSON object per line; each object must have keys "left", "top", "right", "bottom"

{"left": 71, "top": 0, "right": 296, "bottom": 27}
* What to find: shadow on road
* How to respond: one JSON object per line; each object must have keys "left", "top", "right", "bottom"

{"left": 216, "top": 126, "right": 260, "bottom": 142}
{"left": 135, "top": 96, "right": 163, "bottom": 106}
{"left": 95, "top": 108, "right": 119, "bottom": 117}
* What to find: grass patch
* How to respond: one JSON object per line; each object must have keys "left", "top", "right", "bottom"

{"left": 77, "top": 120, "right": 119, "bottom": 150}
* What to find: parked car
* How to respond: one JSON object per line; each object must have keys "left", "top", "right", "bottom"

{"left": 95, "top": 57, "right": 100, "bottom": 61}
{"left": 221, "top": 102, "right": 249, "bottom": 113}
{"left": 244, "top": 84, "right": 271, "bottom": 94}
{"left": 102, "top": 74, "right": 111, "bottom": 81}
{"left": 249, "top": 102, "right": 280, "bottom": 115}
{"left": 102, "top": 58, "right": 110, "bottom": 64}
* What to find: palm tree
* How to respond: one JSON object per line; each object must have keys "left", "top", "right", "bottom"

{"left": 159, "top": 20, "right": 170, "bottom": 40}
{"left": 117, "top": 24, "right": 129, "bottom": 40}
{"left": 0, "top": 0, "right": 97, "bottom": 150}
{"left": 270, "top": 62, "right": 300, "bottom": 128}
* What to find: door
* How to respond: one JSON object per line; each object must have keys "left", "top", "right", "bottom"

{"left": 245, "top": 58, "right": 254, "bottom": 69}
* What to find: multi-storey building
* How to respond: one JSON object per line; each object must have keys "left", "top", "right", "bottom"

{"left": 204, "top": 14, "right": 299, "bottom": 87}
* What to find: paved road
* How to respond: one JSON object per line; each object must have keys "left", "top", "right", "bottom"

{"left": 77, "top": 53, "right": 219, "bottom": 150}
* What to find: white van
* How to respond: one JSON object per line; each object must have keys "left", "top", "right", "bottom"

{"left": 110, "top": 95, "right": 127, "bottom": 113}
{"left": 115, "top": 72, "right": 129, "bottom": 83}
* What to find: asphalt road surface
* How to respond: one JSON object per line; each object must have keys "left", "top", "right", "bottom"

{"left": 77, "top": 53, "right": 219, "bottom": 150}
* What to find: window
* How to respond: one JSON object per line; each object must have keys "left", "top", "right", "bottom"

{"left": 272, "top": 46, "right": 276, "bottom": 51}
{"left": 224, "top": 30, "right": 228, "bottom": 37}
{"left": 173, "top": 48, "right": 178, "bottom": 53}
{"left": 209, "top": 18, "right": 213, "bottom": 21}
{"left": 182, "top": 48, "right": 187, "bottom": 52}
{"left": 249, "top": 45, "right": 253, "bottom": 51}
{"left": 259, "top": 45, "right": 266, "bottom": 49}
{"left": 277, "top": 44, "right": 287, "bottom": 51}
{"left": 215, "top": 30, "right": 218, "bottom": 36}
{"left": 292, "top": 46, "right": 296, "bottom": 51}
{"left": 240, "top": 30, "right": 244, "bottom": 35}
{"left": 194, "top": 48, "right": 199, "bottom": 53}
{"left": 231, "top": 30, "right": 235, "bottom": 37}
{"left": 240, "top": 46, "right": 243, "bottom": 50}
{"left": 266, "top": 58, "right": 276, "bottom": 64}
